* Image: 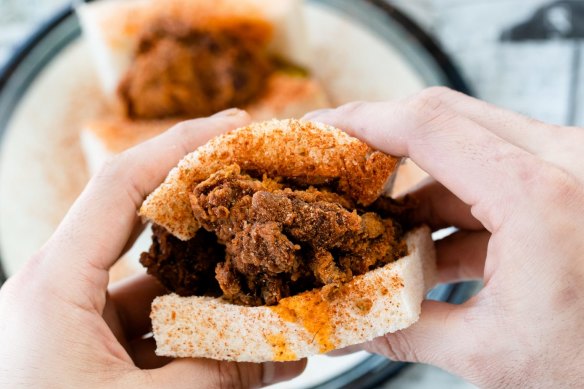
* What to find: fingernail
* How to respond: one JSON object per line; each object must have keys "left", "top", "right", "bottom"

{"left": 303, "top": 108, "right": 332, "bottom": 120}
{"left": 262, "top": 360, "right": 307, "bottom": 385}
{"left": 213, "top": 108, "right": 243, "bottom": 117}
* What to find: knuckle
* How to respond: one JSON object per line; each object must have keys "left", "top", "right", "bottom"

{"left": 94, "top": 145, "right": 157, "bottom": 207}
{"left": 494, "top": 157, "right": 584, "bottom": 233}
{"left": 473, "top": 153, "right": 555, "bottom": 232}
{"left": 369, "top": 332, "right": 418, "bottom": 362}
{"left": 336, "top": 101, "right": 367, "bottom": 117}
{"left": 547, "top": 126, "right": 584, "bottom": 171}
{"left": 94, "top": 152, "right": 143, "bottom": 197}
{"left": 164, "top": 123, "right": 191, "bottom": 154}
{"left": 541, "top": 168, "right": 578, "bottom": 198}
{"left": 170, "top": 119, "right": 197, "bottom": 137}
{"left": 408, "top": 87, "right": 452, "bottom": 111}
{"left": 418, "top": 86, "right": 455, "bottom": 101}
{"left": 168, "top": 119, "right": 211, "bottom": 156}
{"left": 526, "top": 163, "right": 582, "bottom": 206}
{"left": 405, "top": 87, "right": 457, "bottom": 134}
{"left": 96, "top": 153, "right": 131, "bottom": 183}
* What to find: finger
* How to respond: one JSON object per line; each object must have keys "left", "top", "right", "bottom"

{"left": 59, "top": 109, "right": 249, "bottom": 269}
{"left": 400, "top": 89, "right": 584, "bottom": 182}
{"left": 435, "top": 230, "right": 490, "bottom": 283}
{"left": 149, "top": 358, "right": 307, "bottom": 388}
{"left": 108, "top": 273, "right": 166, "bottom": 340}
{"left": 403, "top": 87, "right": 558, "bottom": 154}
{"left": 307, "top": 95, "right": 540, "bottom": 232}
{"left": 38, "top": 110, "right": 250, "bottom": 309}
{"left": 305, "top": 88, "right": 557, "bottom": 156}
{"left": 129, "top": 336, "right": 171, "bottom": 369}
{"left": 363, "top": 300, "right": 477, "bottom": 373}
{"left": 405, "top": 177, "right": 483, "bottom": 231}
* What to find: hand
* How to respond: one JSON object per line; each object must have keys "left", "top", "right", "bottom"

{"left": 305, "top": 88, "right": 584, "bottom": 388}
{"left": 0, "top": 109, "right": 305, "bottom": 388}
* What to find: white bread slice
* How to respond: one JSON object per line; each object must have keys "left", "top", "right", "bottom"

{"left": 80, "top": 74, "right": 330, "bottom": 175}
{"left": 76, "top": 0, "right": 150, "bottom": 95}
{"left": 151, "top": 226, "right": 436, "bottom": 362}
{"left": 139, "top": 119, "right": 401, "bottom": 240}
{"left": 76, "top": 0, "right": 309, "bottom": 97}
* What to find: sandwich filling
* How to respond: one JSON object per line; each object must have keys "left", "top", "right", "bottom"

{"left": 117, "top": 18, "right": 309, "bottom": 121}
{"left": 118, "top": 20, "right": 273, "bottom": 119}
{"left": 141, "top": 165, "right": 414, "bottom": 307}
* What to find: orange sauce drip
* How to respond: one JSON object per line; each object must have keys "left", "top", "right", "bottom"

{"left": 266, "top": 334, "right": 297, "bottom": 362}
{"left": 270, "top": 291, "right": 336, "bottom": 353}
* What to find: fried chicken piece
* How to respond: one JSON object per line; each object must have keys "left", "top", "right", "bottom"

{"left": 228, "top": 222, "right": 301, "bottom": 276}
{"left": 140, "top": 225, "right": 223, "bottom": 296}
{"left": 144, "top": 165, "right": 410, "bottom": 306}
{"left": 118, "top": 21, "right": 272, "bottom": 119}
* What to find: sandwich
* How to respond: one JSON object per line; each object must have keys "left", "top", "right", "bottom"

{"left": 139, "top": 119, "right": 437, "bottom": 362}
{"left": 76, "top": 0, "right": 330, "bottom": 174}
{"left": 77, "top": 0, "right": 311, "bottom": 98}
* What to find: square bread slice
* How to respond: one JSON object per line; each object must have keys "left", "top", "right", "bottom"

{"left": 76, "top": 0, "right": 310, "bottom": 96}
{"left": 150, "top": 226, "right": 437, "bottom": 362}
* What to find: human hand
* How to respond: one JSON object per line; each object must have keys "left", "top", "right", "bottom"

{"left": 305, "top": 88, "right": 584, "bottom": 388}
{"left": 0, "top": 109, "right": 305, "bottom": 388}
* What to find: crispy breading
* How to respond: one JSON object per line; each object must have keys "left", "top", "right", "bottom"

{"left": 139, "top": 119, "right": 401, "bottom": 240}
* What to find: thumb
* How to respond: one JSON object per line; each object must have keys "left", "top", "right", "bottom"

{"left": 147, "top": 358, "right": 307, "bottom": 388}
{"left": 364, "top": 300, "right": 474, "bottom": 368}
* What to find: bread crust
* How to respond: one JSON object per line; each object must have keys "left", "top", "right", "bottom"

{"left": 151, "top": 226, "right": 436, "bottom": 362}
{"left": 139, "top": 119, "right": 400, "bottom": 240}
{"left": 76, "top": 0, "right": 310, "bottom": 95}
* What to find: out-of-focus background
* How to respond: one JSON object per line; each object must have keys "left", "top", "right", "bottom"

{"left": 3, "top": 0, "right": 584, "bottom": 126}
{"left": 1, "top": 0, "right": 582, "bottom": 388}
{"left": 392, "top": 0, "right": 584, "bottom": 126}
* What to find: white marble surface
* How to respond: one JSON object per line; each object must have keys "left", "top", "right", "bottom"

{"left": 389, "top": 0, "right": 583, "bottom": 126}
{"left": 0, "top": 1, "right": 571, "bottom": 388}
{"left": 0, "top": 0, "right": 70, "bottom": 66}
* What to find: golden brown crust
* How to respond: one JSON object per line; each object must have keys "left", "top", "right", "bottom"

{"left": 139, "top": 119, "right": 401, "bottom": 240}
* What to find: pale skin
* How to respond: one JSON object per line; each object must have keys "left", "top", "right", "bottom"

{"left": 0, "top": 109, "right": 306, "bottom": 388}
{"left": 305, "top": 87, "right": 584, "bottom": 388}
{"left": 1, "top": 88, "right": 583, "bottom": 388}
